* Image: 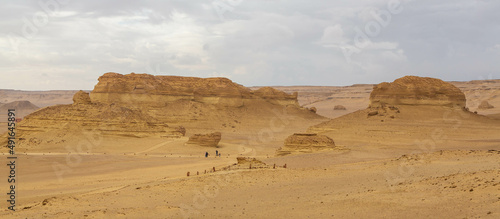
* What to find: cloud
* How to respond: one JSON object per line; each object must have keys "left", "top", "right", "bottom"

{"left": 0, "top": 0, "right": 499, "bottom": 90}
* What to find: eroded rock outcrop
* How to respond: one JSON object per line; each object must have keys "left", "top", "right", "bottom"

{"left": 90, "top": 73, "right": 299, "bottom": 107}
{"left": 17, "top": 103, "right": 185, "bottom": 148}
{"left": 370, "top": 76, "right": 466, "bottom": 108}
{"left": 309, "top": 107, "right": 317, "bottom": 113}
{"left": 186, "top": 132, "right": 222, "bottom": 147}
{"left": 5, "top": 72, "right": 324, "bottom": 151}
{"left": 73, "top": 90, "right": 91, "bottom": 104}
{"left": 276, "top": 133, "right": 337, "bottom": 156}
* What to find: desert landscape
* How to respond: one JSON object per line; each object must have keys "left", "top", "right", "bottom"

{"left": 2, "top": 1, "right": 500, "bottom": 218}
{"left": 0, "top": 73, "right": 499, "bottom": 219}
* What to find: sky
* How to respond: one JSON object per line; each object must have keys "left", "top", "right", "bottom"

{"left": 0, "top": 0, "right": 499, "bottom": 90}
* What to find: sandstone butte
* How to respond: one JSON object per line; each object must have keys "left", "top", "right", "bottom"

{"left": 369, "top": 75, "right": 466, "bottom": 108}
{"left": 3, "top": 72, "right": 323, "bottom": 149}
{"left": 305, "top": 75, "right": 500, "bottom": 151}
{"left": 90, "top": 72, "right": 298, "bottom": 107}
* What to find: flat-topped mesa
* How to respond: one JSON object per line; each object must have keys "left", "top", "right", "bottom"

{"left": 90, "top": 73, "right": 299, "bottom": 107}
{"left": 370, "top": 76, "right": 466, "bottom": 108}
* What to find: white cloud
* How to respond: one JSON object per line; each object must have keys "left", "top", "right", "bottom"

{"left": 0, "top": 0, "right": 499, "bottom": 90}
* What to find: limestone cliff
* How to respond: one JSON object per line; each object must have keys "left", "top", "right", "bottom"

{"left": 92, "top": 73, "right": 264, "bottom": 107}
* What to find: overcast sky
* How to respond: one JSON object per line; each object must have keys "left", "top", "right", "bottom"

{"left": 1, "top": 0, "right": 499, "bottom": 90}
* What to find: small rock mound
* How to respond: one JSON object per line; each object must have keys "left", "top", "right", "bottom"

{"left": 370, "top": 76, "right": 466, "bottom": 108}
{"left": 334, "top": 105, "right": 347, "bottom": 110}
{"left": 309, "top": 107, "right": 317, "bottom": 113}
{"left": 478, "top": 100, "right": 494, "bottom": 109}
{"left": 276, "top": 133, "right": 337, "bottom": 156}
{"left": 187, "top": 132, "right": 222, "bottom": 147}
{"left": 73, "top": 90, "right": 91, "bottom": 104}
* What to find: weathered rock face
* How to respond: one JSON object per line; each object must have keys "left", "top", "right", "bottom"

{"left": 6, "top": 72, "right": 324, "bottom": 151}
{"left": 186, "top": 132, "right": 222, "bottom": 147}
{"left": 90, "top": 73, "right": 299, "bottom": 107}
{"left": 90, "top": 73, "right": 252, "bottom": 107}
{"left": 370, "top": 76, "right": 466, "bottom": 108}
{"left": 478, "top": 100, "right": 494, "bottom": 109}
{"left": 276, "top": 133, "right": 336, "bottom": 156}
{"left": 16, "top": 103, "right": 185, "bottom": 147}
{"left": 334, "top": 105, "right": 346, "bottom": 110}
{"left": 73, "top": 91, "right": 91, "bottom": 104}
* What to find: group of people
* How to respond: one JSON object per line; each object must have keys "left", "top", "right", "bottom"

{"left": 205, "top": 150, "right": 222, "bottom": 158}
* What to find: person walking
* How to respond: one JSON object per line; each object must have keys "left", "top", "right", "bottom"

{"left": 205, "top": 152, "right": 209, "bottom": 158}
{"left": 216, "top": 150, "right": 219, "bottom": 157}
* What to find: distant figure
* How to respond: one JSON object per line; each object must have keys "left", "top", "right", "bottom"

{"left": 219, "top": 153, "right": 221, "bottom": 157}
{"left": 205, "top": 152, "right": 209, "bottom": 158}
{"left": 216, "top": 150, "right": 219, "bottom": 156}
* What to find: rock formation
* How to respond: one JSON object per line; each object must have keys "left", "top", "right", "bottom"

{"left": 306, "top": 76, "right": 500, "bottom": 151}
{"left": 4, "top": 72, "right": 325, "bottom": 151}
{"left": 370, "top": 76, "right": 466, "bottom": 108}
{"left": 236, "top": 157, "right": 268, "bottom": 169}
{"left": 73, "top": 91, "right": 91, "bottom": 104}
{"left": 236, "top": 157, "right": 266, "bottom": 165}
{"left": 90, "top": 73, "right": 299, "bottom": 108}
{"left": 16, "top": 103, "right": 186, "bottom": 148}
{"left": 309, "top": 107, "right": 317, "bottom": 113}
{"left": 276, "top": 133, "right": 337, "bottom": 156}
{"left": 478, "top": 100, "right": 494, "bottom": 109}
{"left": 334, "top": 105, "right": 346, "bottom": 110}
{"left": 186, "top": 132, "right": 222, "bottom": 147}
{"left": 253, "top": 87, "right": 298, "bottom": 106}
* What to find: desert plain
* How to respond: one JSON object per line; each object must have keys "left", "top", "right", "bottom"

{"left": 0, "top": 73, "right": 499, "bottom": 219}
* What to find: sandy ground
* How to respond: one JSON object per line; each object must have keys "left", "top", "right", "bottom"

{"left": 1, "top": 149, "right": 498, "bottom": 218}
